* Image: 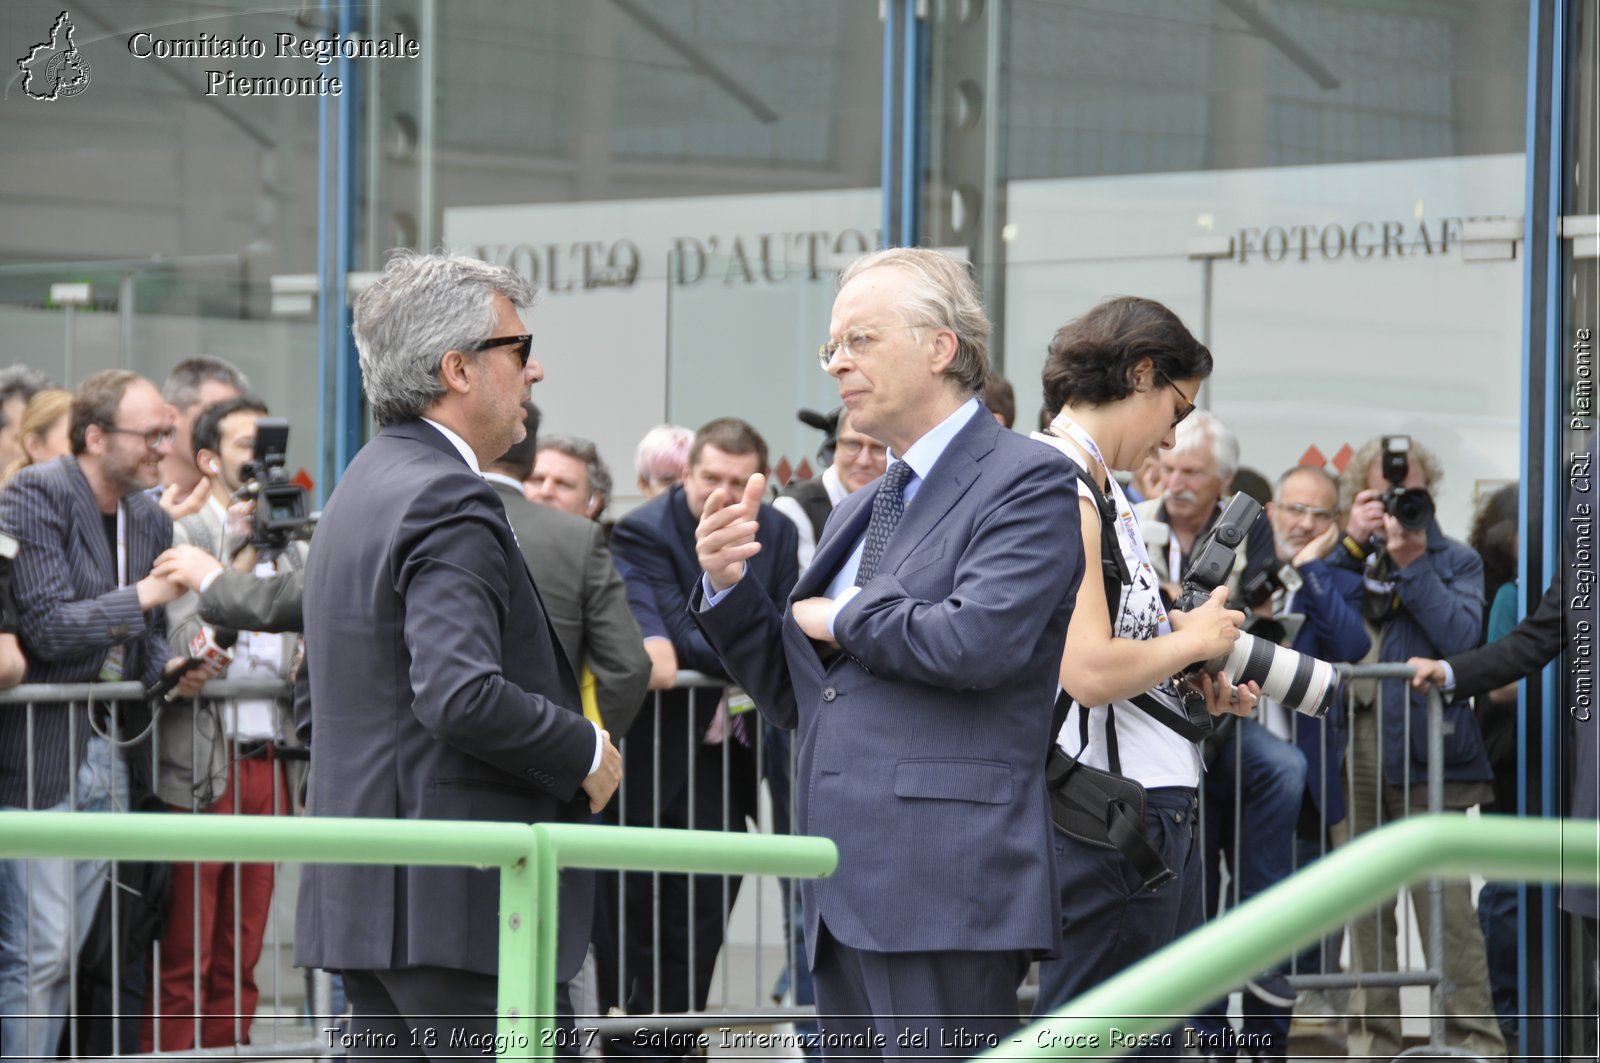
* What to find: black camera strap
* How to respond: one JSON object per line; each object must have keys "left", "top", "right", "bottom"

{"left": 1047, "top": 689, "right": 1176, "bottom": 892}
{"left": 1061, "top": 458, "right": 1210, "bottom": 745}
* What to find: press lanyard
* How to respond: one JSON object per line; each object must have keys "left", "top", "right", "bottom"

{"left": 1046, "top": 413, "right": 1170, "bottom": 634}
{"left": 100, "top": 504, "right": 130, "bottom": 684}
{"left": 115, "top": 503, "right": 128, "bottom": 588}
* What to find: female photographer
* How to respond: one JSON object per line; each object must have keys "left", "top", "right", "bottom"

{"left": 1032, "top": 296, "right": 1257, "bottom": 1023}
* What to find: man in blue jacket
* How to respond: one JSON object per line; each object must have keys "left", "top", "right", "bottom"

{"left": 690, "top": 248, "right": 1082, "bottom": 1043}
{"left": 1329, "top": 436, "right": 1503, "bottom": 1061}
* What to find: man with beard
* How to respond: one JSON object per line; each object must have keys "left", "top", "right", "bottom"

{"left": 0, "top": 370, "right": 206, "bottom": 1060}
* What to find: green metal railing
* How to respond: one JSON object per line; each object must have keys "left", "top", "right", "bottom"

{"left": 0, "top": 812, "right": 837, "bottom": 1058}
{"left": 990, "top": 814, "right": 1600, "bottom": 1059}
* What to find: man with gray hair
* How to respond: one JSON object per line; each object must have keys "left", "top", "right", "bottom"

{"left": 1138, "top": 409, "right": 1275, "bottom": 603}
{"left": 529, "top": 434, "right": 612, "bottom": 521}
{"left": 691, "top": 247, "right": 1082, "bottom": 1039}
{"left": 158, "top": 357, "right": 250, "bottom": 500}
{"left": 0, "top": 365, "right": 54, "bottom": 473}
{"left": 295, "top": 250, "right": 621, "bottom": 1048}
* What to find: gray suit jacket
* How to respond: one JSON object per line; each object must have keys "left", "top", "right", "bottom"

{"left": 0, "top": 456, "right": 172, "bottom": 808}
{"left": 489, "top": 478, "right": 650, "bottom": 737}
{"left": 693, "top": 409, "right": 1083, "bottom": 960}
{"left": 200, "top": 569, "right": 304, "bottom": 633}
{"left": 159, "top": 501, "right": 304, "bottom": 809}
{"left": 295, "top": 421, "right": 597, "bottom": 979}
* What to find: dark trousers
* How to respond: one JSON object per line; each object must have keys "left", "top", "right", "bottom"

{"left": 810, "top": 919, "right": 1027, "bottom": 1060}
{"left": 343, "top": 966, "right": 576, "bottom": 1062}
{"left": 1034, "top": 787, "right": 1202, "bottom": 1058}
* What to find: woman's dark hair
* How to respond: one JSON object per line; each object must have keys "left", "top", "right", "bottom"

{"left": 1468, "top": 482, "right": 1520, "bottom": 597}
{"left": 1041, "top": 296, "right": 1212, "bottom": 414}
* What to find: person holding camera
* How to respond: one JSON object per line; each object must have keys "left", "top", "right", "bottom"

{"left": 1329, "top": 436, "right": 1503, "bottom": 1060}
{"left": 1188, "top": 465, "right": 1370, "bottom": 1056}
{"left": 1030, "top": 296, "right": 1257, "bottom": 1033}
{"left": 144, "top": 395, "right": 307, "bottom": 1051}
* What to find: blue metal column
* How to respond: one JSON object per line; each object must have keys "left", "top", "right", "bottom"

{"left": 898, "top": 2, "right": 925, "bottom": 248}
{"left": 1518, "top": 0, "right": 1569, "bottom": 1054}
{"left": 316, "top": 0, "right": 335, "bottom": 504}
{"left": 336, "top": 2, "right": 362, "bottom": 476}
{"left": 317, "top": 0, "right": 363, "bottom": 505}
{"left": 880, "top": 0, "right": 899, "bottom": 248}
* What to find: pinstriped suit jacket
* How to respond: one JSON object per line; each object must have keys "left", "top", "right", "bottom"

{"left": 0, "top": 456, "right": 173, "bottom": 808}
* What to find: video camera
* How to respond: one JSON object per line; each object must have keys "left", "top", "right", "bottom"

{"left": 1379, "top": 434, "right": 1435, "bottom": 531}
{"left": 236, "top": 417, "right": 311, "bottom": 560}
{"left": 1174, "top": 494, "right": 1338, "bottom": 718}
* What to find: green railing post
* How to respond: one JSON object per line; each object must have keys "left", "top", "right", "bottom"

{"left": 0, "top": 811, "right": 837, "bottom": 1062}
{"left": 496, "top": 830, "right": 541, "bottom": 1060}
{"left": 531, "top": 824, "right": 561, "bottom": 1059}
{"left": 985, "top": 815, "right": 1600, "bottom": 1060}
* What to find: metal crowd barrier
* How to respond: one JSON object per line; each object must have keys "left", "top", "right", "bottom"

{"left": 1191, "top": 662, "right": 1481, "bottom": 1056}
{"left": 0, "top": 813, "right": 836, "bottom": 1061}
{"left": 601, "top": 672, "right": 815, "bottom": 1041}
{"left": 989, "top": 813, "right": 1600, "bottom": 1059}
{"left": 0, "top": 673, "right": 819, "bottom": 1058}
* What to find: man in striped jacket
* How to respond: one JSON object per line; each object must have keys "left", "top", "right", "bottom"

{"left": 0, "top": 370, "right": 206, "bottom": 1061}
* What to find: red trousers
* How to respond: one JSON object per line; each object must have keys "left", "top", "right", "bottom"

{"left": 143, "top": 748, "right": 286, "bottom": 1051}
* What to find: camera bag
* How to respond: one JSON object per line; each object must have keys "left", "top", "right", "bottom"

{"left": 1041, "top": 456, "right": 1208, "bottom": 892}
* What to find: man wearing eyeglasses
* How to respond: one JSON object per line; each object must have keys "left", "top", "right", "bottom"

{"left": 0, "top": 369, "right": 209, "bottom": 1060}
{"left": 1188, "top": 464, "right": 1370, "bottom": 1057}
{"left": 294, "top": 251, "right": 621, "bottom": 1052}
{"left": 1139, "top": 410, "right": 1276, "bottom": 606}
{"left": 691, "top": 247, "right": 1083, "bottom": 1043}
{"left": 775, "top": 408, "right": 888, "bottom": 573}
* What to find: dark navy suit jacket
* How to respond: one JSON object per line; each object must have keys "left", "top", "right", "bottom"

{"left": 610, "top": 484, "right": 797, "bottom": 826}
{"left": 693, "top": 409, "right": 1083, "bottom": 960}
{"left": 294, "top": 420, "right": 597, "bottom": 979}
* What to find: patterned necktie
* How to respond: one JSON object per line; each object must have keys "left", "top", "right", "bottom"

{"left": 855, "top": 460, "right": 914, "bottom": 586}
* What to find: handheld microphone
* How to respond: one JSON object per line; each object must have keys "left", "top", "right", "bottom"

{"left": 145, "top": 626, "right": 238, "bottom": 702}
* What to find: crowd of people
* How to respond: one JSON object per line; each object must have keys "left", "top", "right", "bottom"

{"left": 0, "top": 245, "right": 1576, "bottom": 1062}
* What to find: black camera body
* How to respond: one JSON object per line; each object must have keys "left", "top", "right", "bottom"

{"left": 1379, "top": 435, "right": 1435, "bottom": 532}
{"left": 1238, "top": 561, "right": 1303, "bottom": 612}
{"left": 1173, "top": 492, "right": 1262, "bottom": 616}
{"left": 237, "top": 418, "right": 311, "bottom": 559}
{"left": 1174, "top": 493, "right": 1339, "bottom": 718}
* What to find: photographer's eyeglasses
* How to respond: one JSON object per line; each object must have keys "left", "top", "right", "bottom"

{"left": 835, "top": 437, "right": 888, "bottom": 462}
{"left": 1281, "top": 503, "right": 1336, "bottom": 524}
{"left": 1163, "top": 377, "right": 1196, "bottom": 429}
{"left": 464, "top": 333, "right": 533, "bottom": 368}
{"left": 103, "top": 426, "right": 176, "bottom": 450}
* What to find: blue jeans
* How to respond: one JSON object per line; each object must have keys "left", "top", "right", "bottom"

{"left": 0, "top": 734, "right": 128, "bottom": 1062}
{"left": 1192, "top": 721, "right": 1305, "bottom": 1058}
{"left": 1476, "top": 881, "right": 1519, "bottom": 1044}
{"left": 1035, "top": 786, "right": 1201, "bottom": 1055}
